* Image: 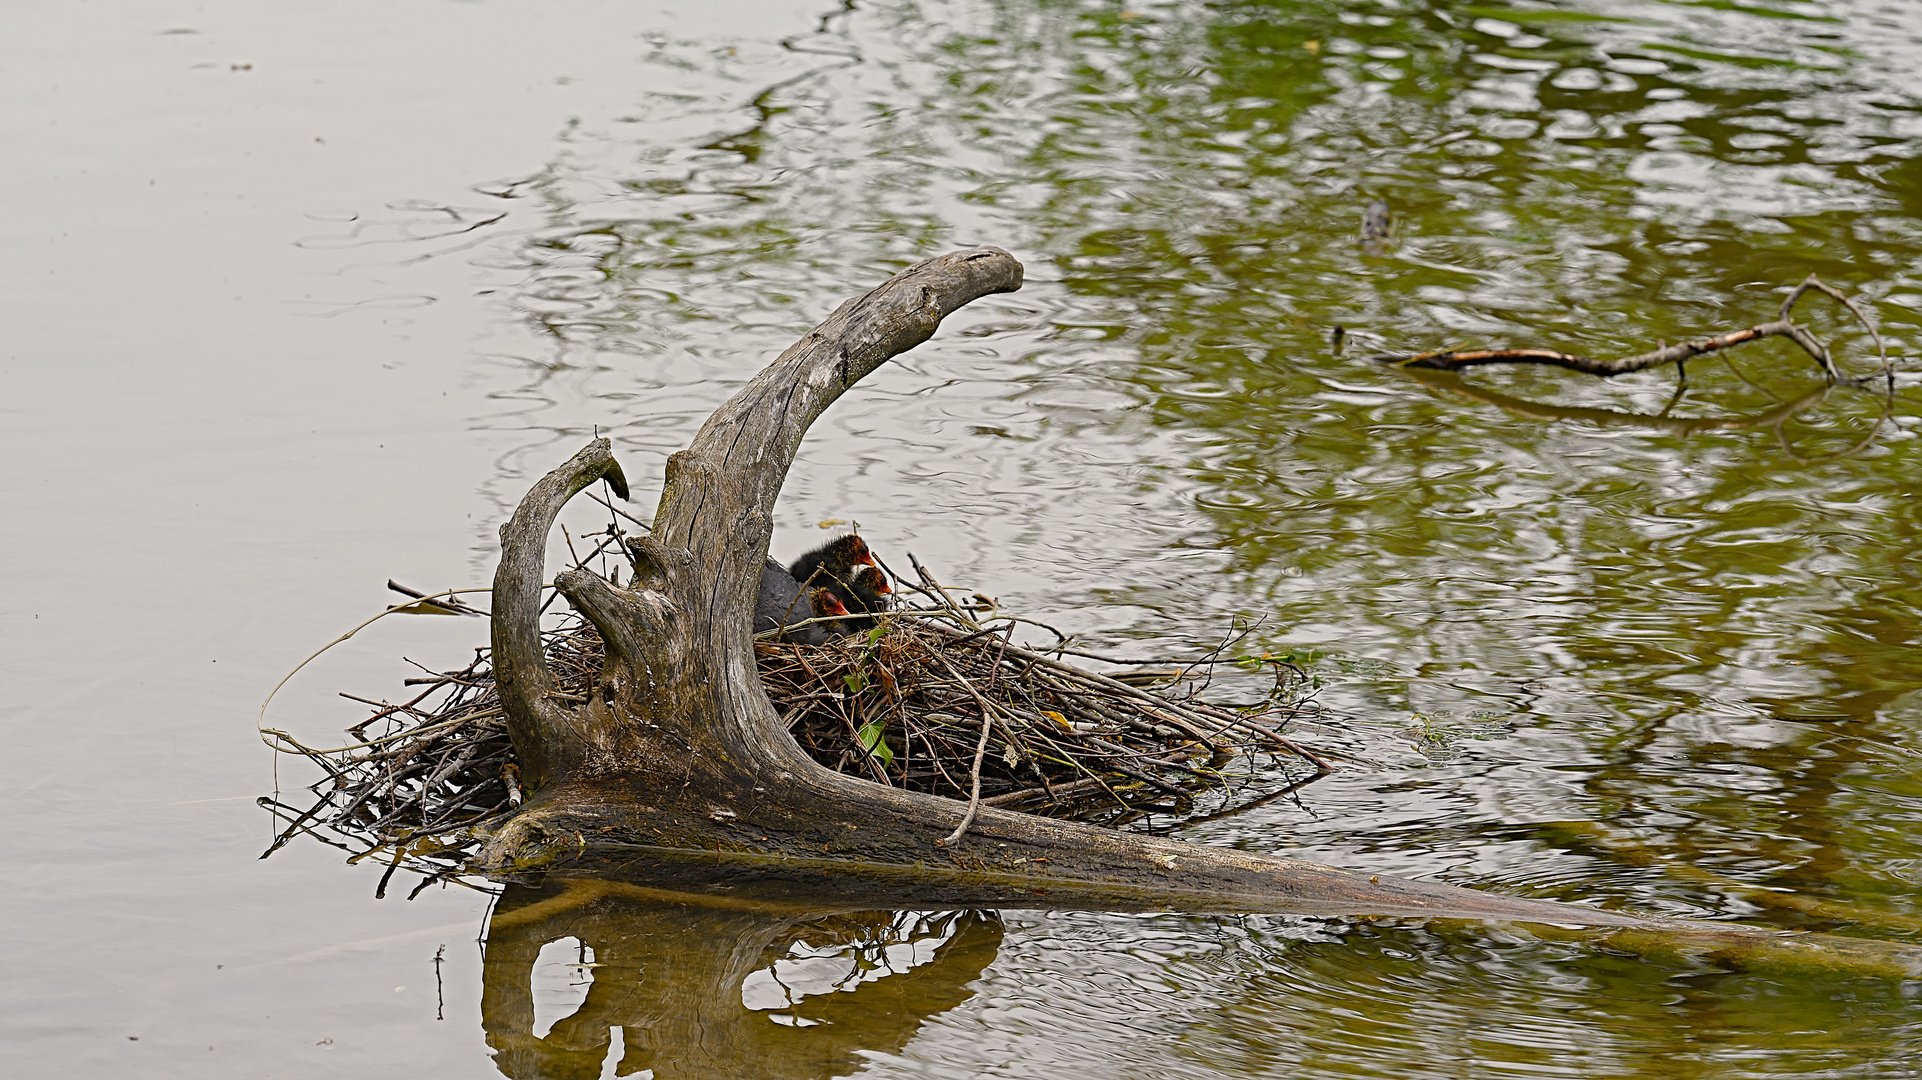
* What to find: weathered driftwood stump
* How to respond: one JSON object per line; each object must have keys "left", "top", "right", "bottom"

{"left": 471, "top": 246, "right": 1922, "bottom": 971}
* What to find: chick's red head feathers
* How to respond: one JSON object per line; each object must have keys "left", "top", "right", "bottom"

{"left": 808, "top": 587, "right": 851, "bottom": 617}
{"left": 829, "top": 533, "right": 875, "bottom": 568}
{"left": 852, "top": 565, "right": 892, "bottom": 595}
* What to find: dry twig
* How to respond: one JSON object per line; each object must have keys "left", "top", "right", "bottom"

{"left": 1373, "top": 274, "right": 1892, "bottom": 386}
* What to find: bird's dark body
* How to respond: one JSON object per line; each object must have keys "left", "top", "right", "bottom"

{"left": 755, "top": 558, "right": 837, "bottom": 645}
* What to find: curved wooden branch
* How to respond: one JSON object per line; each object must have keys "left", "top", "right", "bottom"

{"left": 654, "top": 245, "right": 1023, "bottom": 634}
{"left": 490, "top": 439, "right": 627, "bottom": 788}
{"left": 1371, "top": 274, "right": 1883, "bottom": 381}
{"left": 554, "top": 568, "right": 674, "bottom": 685}
{"left": 486, "top": 248, "right": 1023, "bottom": 792}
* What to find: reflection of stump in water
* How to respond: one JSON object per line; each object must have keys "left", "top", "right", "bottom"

{"left": 480, "top": 882, "right": 1002, "bottom": 1080}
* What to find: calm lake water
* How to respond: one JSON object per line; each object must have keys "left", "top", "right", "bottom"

{"left": 5, "top": 0, "right": 1921, "bottom": 1076}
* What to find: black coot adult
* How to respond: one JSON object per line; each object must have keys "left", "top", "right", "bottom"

{"left": 755, "top": 557, "right": 858, "bottom": 644}
{"left": 755, "top": 558, "right": 821, "bottom": 644}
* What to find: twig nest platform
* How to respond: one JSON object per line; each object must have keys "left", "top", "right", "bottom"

{"left": 263, "top": 584, "right": 1326, "bottom": 887}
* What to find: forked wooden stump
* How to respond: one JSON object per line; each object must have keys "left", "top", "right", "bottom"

{"left": 473, "top": 246, "right": 1922, "bottom": 974}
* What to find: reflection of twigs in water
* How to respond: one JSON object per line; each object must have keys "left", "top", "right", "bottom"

{"left": 1721, "top": 351, "right": 1783, "bottom": 402}
{"left": 1773, "top": 383, "right": 1896, "bottom": 466}
{"left": 1374, "top": 274, "right": 1893, "bottom": 387}
{"left": 1396, "top": 367, "right": 1895, "bottom": 462}
{"left": 699, "top": 3, "right": 866, "bottom": 163}
{"left": 1394, "top": 367, "right": 1832, "bottom": 436}
{"left": 807, "top": 0, "right": 860, "bottom": 42}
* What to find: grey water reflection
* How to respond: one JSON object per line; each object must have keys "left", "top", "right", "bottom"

{"left": 481, "top": 883, "right": 1000, "bottom": 1080}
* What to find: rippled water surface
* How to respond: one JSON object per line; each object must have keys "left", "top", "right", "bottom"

{"left": 5, "top": 0, "right": 1922, "bottom": 1076}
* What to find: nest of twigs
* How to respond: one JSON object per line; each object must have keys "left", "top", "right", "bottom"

{"left": 260, "top": 551, "right": 1329, "bottom": 895}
